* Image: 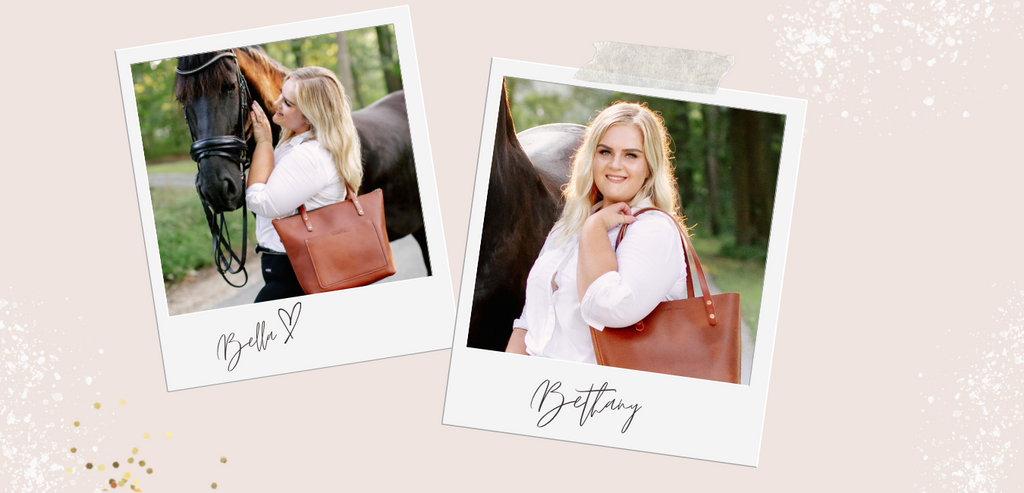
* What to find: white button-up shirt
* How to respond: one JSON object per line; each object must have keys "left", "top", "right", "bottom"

{"left": 245, "top": 131, "right": 347, "bottom": 253}
{"left": 515, "top": 199, "right": 688, "bottom": 364}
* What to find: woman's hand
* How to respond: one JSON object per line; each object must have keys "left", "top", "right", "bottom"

{"left": 246, "top": 101, "right": 275, "bottom": 189}
{"left": 577, "top": 202, "right": 633, "bottom": 300}
{"left": 585, "top": 201, "right": 636, "bottom": 231}
{"left": 250, "top": 102, "right": 272, "bottom": 146}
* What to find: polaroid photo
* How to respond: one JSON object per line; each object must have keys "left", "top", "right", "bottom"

{"left": 443, "top": 58, "right": 805, "bottom": 465}
{"left": 116, "top": 6, "right": 453, "bottom": 391}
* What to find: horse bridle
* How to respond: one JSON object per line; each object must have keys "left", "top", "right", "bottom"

{"left": 176, "top": 50, "right": 253, "bottom": 288}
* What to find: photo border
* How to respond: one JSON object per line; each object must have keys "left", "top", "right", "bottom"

{"left": 115, "top": 6, "right": 454, "bottom": 391}
{"left": 442, "top": 58, "right": 805, "bottom": 465}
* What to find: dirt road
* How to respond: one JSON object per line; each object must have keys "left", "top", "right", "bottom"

{"left": 165, "top": 234, "right": 428, "bottom": 316}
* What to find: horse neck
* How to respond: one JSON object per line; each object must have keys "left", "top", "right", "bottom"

{"left": 235, "top": 48, "right": 286, "bottom": 148}
{"left": 483, "top": 84, "right": 560, "bottom": 239}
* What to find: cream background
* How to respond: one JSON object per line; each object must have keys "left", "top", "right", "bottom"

{"left": 1, "top": 0, "right": 1021, "bottom": 491}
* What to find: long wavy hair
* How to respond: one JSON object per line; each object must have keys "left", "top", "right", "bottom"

{"left": 552, "top": 102, "right": 684, "bottom": 244}
{"left": 278, "top": 67, "right": 362, "bottom": 191}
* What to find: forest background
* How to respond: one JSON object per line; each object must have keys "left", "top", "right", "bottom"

{"left": 130, "top": 25, "right": 403, "bottom": 286}
{"left": 506, "top": 78, "right": 787, "bottom": 338}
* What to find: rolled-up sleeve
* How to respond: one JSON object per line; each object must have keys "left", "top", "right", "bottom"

{"left": 246, "top": 146, "right": 330, "bottom": 218}
{"left": 580, "top": 216, "right": 684, "bottom": 330}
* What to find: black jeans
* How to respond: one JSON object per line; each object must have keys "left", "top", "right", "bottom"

{"left": 254, "top": 253, "right": 305, "bottom": 303}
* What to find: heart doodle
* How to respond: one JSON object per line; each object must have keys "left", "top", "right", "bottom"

{"left": 278, "top": 302, "right": 301, "bottom": 344}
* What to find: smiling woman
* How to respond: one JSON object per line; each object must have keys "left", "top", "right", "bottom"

{"left": 505, "top": 102, "right": 689, "bottom": 364}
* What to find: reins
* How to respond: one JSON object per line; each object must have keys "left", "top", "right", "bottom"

{"left": 177, "top": 50, "right": 253, "bottom": 288}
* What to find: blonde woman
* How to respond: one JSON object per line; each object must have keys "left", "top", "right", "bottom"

{"left": 506, "top": 102, "right": 688, "bottom": 363}
{"left": 246, "top": 67, "right": 362, "bottom": 302}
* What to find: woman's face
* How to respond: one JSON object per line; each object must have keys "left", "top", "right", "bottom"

{"left": 273, "top": 79, "right": 311, "bottom": 135}
{"left": 592, "top": 123, "right": 649, "bottom": 207}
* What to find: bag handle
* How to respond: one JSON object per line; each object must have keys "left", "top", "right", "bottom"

{"left": 294, "top": 183, "right": 364, "bottom": 233}
{"left": 614, "top": 207, "right": 719, "bottom": 326}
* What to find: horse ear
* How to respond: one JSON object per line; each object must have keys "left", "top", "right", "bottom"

{"left": 498, "top": 79, "right": 518, "bottom": 143}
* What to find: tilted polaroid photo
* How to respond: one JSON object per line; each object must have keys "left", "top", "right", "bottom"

{"left": 116, "top": 7, "right": 453, "bottom": 391}
{"left": 444, "top": 58, "right": 805, "bottom": 465}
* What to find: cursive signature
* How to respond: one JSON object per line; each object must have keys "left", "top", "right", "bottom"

{"left": 215, "top": 302, "right": 301, "bottom": 372}
{"left": 530, "top": 379, "right": 642, "bottom": 433}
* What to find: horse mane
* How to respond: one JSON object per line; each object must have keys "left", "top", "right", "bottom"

{"left": 234, "top": 46, "right": 291, "bottom": 111}
{"left": 173, "top": 46, "right": 290, "bottom": 107}
{"left": 173, "top": 51, "right": 237, "bottom": 103}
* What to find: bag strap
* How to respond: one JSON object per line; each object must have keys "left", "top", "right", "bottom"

{"left": 293, "top": 183, "right": 364, "bottom": 233}
{"left": 614, "top": 207, "right": 719, "bottom": 326}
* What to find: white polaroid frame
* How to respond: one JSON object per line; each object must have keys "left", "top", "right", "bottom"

{"left": 443, "top": 58, "right": 805, "bottom": 465}
{"left": 115, "top": 7, "right": 454, "bottom": 391}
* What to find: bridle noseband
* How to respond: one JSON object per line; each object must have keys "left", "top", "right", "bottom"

{"left": 177, "top": 50, "right": 253, "bottom": 288}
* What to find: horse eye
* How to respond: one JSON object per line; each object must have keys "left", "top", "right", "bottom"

{"left": 222, "top": 82, "right": 236, "bottom": 93}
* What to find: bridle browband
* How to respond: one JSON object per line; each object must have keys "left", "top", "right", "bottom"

{"left": 176, "top": 50, "right": 253, "bottom": 288}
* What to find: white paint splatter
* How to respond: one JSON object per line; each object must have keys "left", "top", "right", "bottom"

{"left": 771, "top": 0, "right": 1022, "bottom": 128}
{"left": 918, "top": 283, "right": 1024, "bottom": 492}
{"left": 0, "top": 296, "right": 108, "bottom": 492}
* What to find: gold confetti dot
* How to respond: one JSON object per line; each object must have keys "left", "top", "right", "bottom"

{"left": 133, "top": 479, "right": 139, "bottom": 486}
{"left": 220, "top": 456, "right": 227, "bottom": 463}
{"left": 128, "top": 458, "right": 135, "bottom": 464}
{"left": 146, "top": 468, "right": 153, "bottom": 474}
{"left": 143, "top": 433, "right": 150, "bottom": 439}
{"left": 99, "top": 464, "right": 106, "bottom": 471}
{"left": 93, "top": 402, "right": 101, "bottom": 409}
{"left": 119, "top": 479, "right": 127, "bottom": 487}
{"left": 113, "top": 461, "right": 120, "bottom": 468}
{"left": 74, "top": 421, "right": 80, "bottom": 427}
{"left": 65, "top": 467, "right": 72, "bottom": 473}
{"left": 119, "top": 399, "right": 126, "bottom": 405}
{"left": 165, "top": 432, "right": 173, "bottom": 439}
{"left": 132, "top": 447, "right": 138, "bottom": 454}
{"left": 70, "top": 447, "right": 77, "bottom": 453}
{"left": 124, "top": 472, "right": 131, "bottom": 479}
{"left": 211, "top": 483, "right": 217, "bottom": 489}
{"left": 86, "top": 463, "right": 93, "bottom": 469}
{"left": 138, "top": 460, "right": 146, "bottom": 467}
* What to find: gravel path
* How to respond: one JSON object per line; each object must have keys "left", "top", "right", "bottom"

{"left": 165, "top": 234, "right": 428, "bottom": 316}
{"left": 147, "top": 172, "right": 196, "bottom": 188}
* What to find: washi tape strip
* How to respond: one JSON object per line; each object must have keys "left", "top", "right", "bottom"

{"left": 574, "top": 42, "right": 735, "bottom": 94}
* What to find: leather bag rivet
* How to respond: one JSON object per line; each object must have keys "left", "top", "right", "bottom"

{"left": 636, "top": 321, "right": 644, "bottom": 332}
{"left": 706, "top": 300, "right": 712, "bottom": 305}
{"left": 709, "top": 313, "right": 716, "bottom": 319}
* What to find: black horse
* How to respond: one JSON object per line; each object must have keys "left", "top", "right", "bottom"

{"left": 173, "top": 46, "right": 430, "bottom": 283}
{"left": 466, "top": 82, "right": 585, "bottom": 351}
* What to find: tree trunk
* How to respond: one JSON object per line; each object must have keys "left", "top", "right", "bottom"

{"left": 336, "top": 32, "right": 357, "bottom": 106}
{"left": 728, "top": 108, "right": 754, "bottom": 246}
{"left": 728, "top": 108, "right": 772, "bottom": 246}
{"left": 704, "top": 106, "right": 722, "bottom": 236}
{"left": 375, "top": 25, "right": 402, "bottom": 93}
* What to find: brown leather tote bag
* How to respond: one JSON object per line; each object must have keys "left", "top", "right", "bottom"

{"left": 272, "top": 185, "right": 396, "bottom": 294}
{"left": 590, "top": 208, "right": 741, "bottom": 384}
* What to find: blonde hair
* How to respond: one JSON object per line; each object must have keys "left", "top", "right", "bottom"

{"left": 278, "top": 67, "right": 363, "bottom": 192}
{"left": 553, "top": 102, "right": 683, "bottom": 243}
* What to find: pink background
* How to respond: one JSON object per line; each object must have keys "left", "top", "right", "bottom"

{"left": 2, "top": 0, "right": 1022, "bottom": 491}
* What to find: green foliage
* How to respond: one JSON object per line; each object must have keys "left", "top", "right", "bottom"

{"left": 150, "top": 186, "right": 256, "bottom": 286}
{"left": 689, "top": 234, "right": 765, "bottom": 340}
{"left": 147, "top": 159, "right": 194, "bottom": 175}
{"left": 131, "top": 60, "right": 191, "bottom": 161}
{"left": 719, "top": 238, "right": 768, "bottom": 263}
{"left": 132, "top": 25, "right": 402, "bottom": 162}
{"left": 504, "top": 80, "right": 787, "bottom": 341}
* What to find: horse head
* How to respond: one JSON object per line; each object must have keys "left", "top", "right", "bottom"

{"left": 174, "top": 47, "right": 288, "bottom": 213}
